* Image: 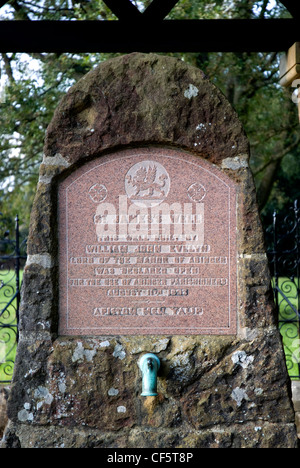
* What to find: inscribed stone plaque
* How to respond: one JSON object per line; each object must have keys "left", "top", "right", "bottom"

{"left": 59, "top": 147, "right": 237, "bottom": 335}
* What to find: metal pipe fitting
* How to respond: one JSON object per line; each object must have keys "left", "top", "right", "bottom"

{"left": 138, "top": 353, "right": 160, "bottom": 397}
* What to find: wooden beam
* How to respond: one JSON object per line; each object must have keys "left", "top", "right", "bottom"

{"left": 100, "top": 0, "right": 142, "bottom": 21}
{"left": 0, "top": 19, "right": 298, "bottom": 53}
{"left": 279, "top": 0, "right": 300, "bottom": 19}
{"left": 0, "top": 0, "right": 299, "bottom": 19}
{"left": 280, "top": 43, "right": 300, "bottom": 87}
{"left": 102, "top": 0, "right": 181, "bottom": 21}
{"left": 143, "top": 0, "right": 180, "bottom": 21}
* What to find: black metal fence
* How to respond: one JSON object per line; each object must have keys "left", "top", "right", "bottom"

{"left": 0, "top": 203, "right": 299, "bottom": 384}
{"left": 266, "top": 200, "right": 300, "bottom": 380}
{"left": 0, "top": 215, "right": 27, "bottom": 384}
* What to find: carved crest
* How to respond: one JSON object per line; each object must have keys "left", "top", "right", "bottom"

{"left": 125, "top": 160, "right": 170, "bottom": 207}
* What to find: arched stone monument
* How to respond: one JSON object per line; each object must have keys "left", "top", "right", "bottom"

{"left": 2, "top": 53, "right": 297, "bottom": 448}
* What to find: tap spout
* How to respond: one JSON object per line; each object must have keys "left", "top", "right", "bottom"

{"left": 138, "top": 353, "right": 160, "bottom": 397}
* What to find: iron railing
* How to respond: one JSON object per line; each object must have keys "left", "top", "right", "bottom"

{"left": 267, "top": 200, "right": 300, "bottom": 380}
{"left": 0, "top": 215, "right": 27, "bottom": 384}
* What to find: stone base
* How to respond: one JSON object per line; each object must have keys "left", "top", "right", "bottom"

{"left": 295, "top": 413, "right": 300, "bottom": 439}
{"left": 0, "top": 387, "right": 9, "bottom": 441}
{"left": 2, "top": 420, "right": 297, "bottom": 449}
{"left": 2, "top": 334, "right": 298, "bottom": 448}
{"left": 292, "top": 382, "right": 300, "bottom": 439}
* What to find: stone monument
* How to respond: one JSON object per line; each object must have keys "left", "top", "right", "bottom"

{"left": 2, "top": 53, "right": 298, "bottom": 448}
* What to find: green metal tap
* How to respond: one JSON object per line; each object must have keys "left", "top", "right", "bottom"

{"left": 138, "top": 353, "right": 160, "bottom": 397}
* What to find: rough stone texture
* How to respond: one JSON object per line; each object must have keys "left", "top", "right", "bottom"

{"left": 296, "top": 413, "right": 300, "bottom": 439}
{"left": 44, "top": 53, "right": 249, "bottom": 168}
{"left": 2, "top": 53, "right": 297, "bottom": 448}
{"left": 2, "top": 335, "right": 298, "bottom": 448}
{"left": 292, "top": 382, "right": 300, "bottom": 438}
{"left": 0, "top": 387, "right": 9, "bottom": 440}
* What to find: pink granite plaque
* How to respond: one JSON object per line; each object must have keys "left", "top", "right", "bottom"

{"left": 58, "top": 147, "right": 237, "bottom": 335}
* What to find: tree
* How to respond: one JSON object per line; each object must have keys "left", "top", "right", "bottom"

{"left": 167, "top": 0, "right": 300, "bottom": 220}
{"left": 0, "top": 0, "right": 299, "bottom": 233}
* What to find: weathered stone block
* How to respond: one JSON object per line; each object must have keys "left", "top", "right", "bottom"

{"left": 0, "top": 387, "right": 9, "bottom": 440}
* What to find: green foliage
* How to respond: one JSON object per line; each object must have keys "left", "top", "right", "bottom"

{"left": 0, "top": 0, "right": 299, "bottom": 230}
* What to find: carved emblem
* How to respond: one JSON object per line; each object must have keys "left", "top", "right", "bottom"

{"left": 88, "top": 184, "right": 107, "bottom": 203}
{"left": 125, "top": 160, "right": 170, "bottom": 207}
{"left": 187, "top": 182, "right": 206, "bottom": 202}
